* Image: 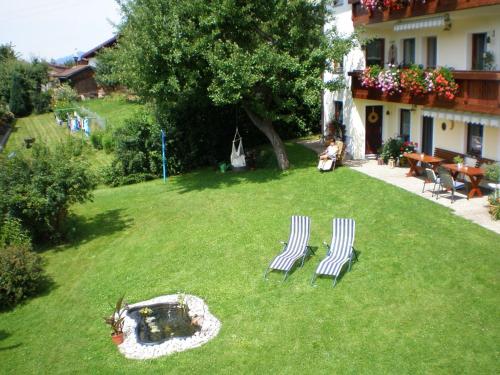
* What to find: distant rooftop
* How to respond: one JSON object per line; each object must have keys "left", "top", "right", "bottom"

{"left": 81, "top": 35, "right": 118, "bottom": 59}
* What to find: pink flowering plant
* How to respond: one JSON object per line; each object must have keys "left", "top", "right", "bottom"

{"left": 360, "top": 65, "right": 382, "bottom": 87}
{"left": 376, "top": 64, "right": 401, "bottom": 95}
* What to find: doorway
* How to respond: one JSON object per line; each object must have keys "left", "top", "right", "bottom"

{"left": 365, "top": 106, "right": 383, "bottom": 155}
{"left": 421, "top": 116, "right": 434, "bottom": 155}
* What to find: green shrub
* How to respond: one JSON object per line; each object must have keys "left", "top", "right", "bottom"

{"left": 51, "top": 83, "right": 78, "bottom": 107}
{"left": 0, "top": 244, "right": 44, "bottom": 307}
{"left": 102, "top": 133, "right": 115, "bottom": 153}
{"left": 32, "top": 90, "right": 52, "bottom": 114}
{"left": 380, "top": 137, "right": 404, "bottom": 163}
{"left": 90, "top": 131, "right": 103, "bottom": 150}
{"left": 0, "top": 102, "right": 14, "bottom": 128}
{"left": 0, "top": 139, "right": 97, "bottom": 242}
{"left": 103, "top": 111, "right": 162, "bottom": 186}
{"left": 0, "top": 216, "right": 31, "bottom": 248}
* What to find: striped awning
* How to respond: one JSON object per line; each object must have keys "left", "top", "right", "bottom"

{"left": 394, "top": 14, "right": 450, "bottom": 32}
{"left": 422, "top": 108, "right": 500, "bottom": 128}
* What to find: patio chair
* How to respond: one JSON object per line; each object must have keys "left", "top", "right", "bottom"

{"left": 264, "top": 216, "right": 314, "bottom": 281}
{"left": 422, "top": 168, "right": 441, "bottom": 197}
{"left": 437, "top": 173, "right": 468, "bottom": 203}
{"left": 311, "top": 218, "right": 357, "bottom": 287}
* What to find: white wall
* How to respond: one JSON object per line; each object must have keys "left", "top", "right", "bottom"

{"left": 323, "top": 5, "right": 500, "bottom": 160}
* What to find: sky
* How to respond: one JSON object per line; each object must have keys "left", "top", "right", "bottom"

{"left": 0, "top": 0, "right": 122, "bottom": 61}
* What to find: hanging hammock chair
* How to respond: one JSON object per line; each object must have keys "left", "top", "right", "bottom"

{"left": 230, "top": 127, "right": 246, "bottom": 170}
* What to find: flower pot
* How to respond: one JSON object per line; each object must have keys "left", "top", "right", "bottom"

{"left": 111, "top": 332, "right": 124, "bottom": 345}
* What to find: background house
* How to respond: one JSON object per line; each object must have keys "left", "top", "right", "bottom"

{"left": 324, "top": 0, "right": 500, "bottom": 162}
{"left": 48, "top": 36, "right": 117, "bottom": 98}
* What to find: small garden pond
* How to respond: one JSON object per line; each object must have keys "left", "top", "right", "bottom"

{"left": 129, "top": 302, "right": 201, "bottom": 344}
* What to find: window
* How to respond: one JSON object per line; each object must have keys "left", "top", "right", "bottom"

{"left": 400, "top": 109, "right": 411, "bottom": 142}
{"left": 472, "top": 33, "right": 487, "bottom": 70}
{"left": 403, "top": 39, "right": 415, "bottom": 66}
{"left": 365, "top": 39, "right": 385, "bottom": 67}
{"left": 333, "top": 0, "right": 344, "bottom": 6}
{"left": 334, "top": 101, "right": 343, "bottom": 124}
{"left": 467, "top": 123, "right": 483, "bottom": 157}
{"left": 426, "top": 37, "right": 437, "bottom": 68}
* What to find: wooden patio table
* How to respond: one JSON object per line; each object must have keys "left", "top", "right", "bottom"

{"left": 441, "top": 163, "right": 485, "bottom": 199}
{"left": 403, "top": 152, "right": 443, "bottom": 177}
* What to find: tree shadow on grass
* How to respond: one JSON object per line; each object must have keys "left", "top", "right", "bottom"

{"left": 35, "top": 209, "right": 134, "bottom": 253}
{"left": 65, "top": 208, "right": 134, "bottom": 249}
{"left": 0, "top": 330, "right": 22, "bottom": 351}
{"left": 173, "top": 142, "right": 318, "bottom": 194}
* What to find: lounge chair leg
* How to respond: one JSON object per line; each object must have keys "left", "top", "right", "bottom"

{"left": 352, "top": 248, "right": 358, "bottom": 261}
{"left": 283, "top": 272, "right": 289, "bottom": 282}
{"left": 311, "top": 274, "right": 317, "bottom": 286}
{"left": 264, "top": 268, "right": 270, "bottom": 280}
{"left": 348, "top": 257, "right": 352, "bottom": 272}
{"left": 333, "top": 277, "right": 337, "bottom": 287}
{"left": 422, "top": 181, "right": 426, "bottom": 193}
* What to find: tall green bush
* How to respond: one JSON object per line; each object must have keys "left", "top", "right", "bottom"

{"left": 0, "top": 139, "right": 97, "bottom": 242}
{"left": 0, "top": 244, "right": 45, "bottom": 308}
{"left": 9, "top": 72, "right": 32, "bottom": 117}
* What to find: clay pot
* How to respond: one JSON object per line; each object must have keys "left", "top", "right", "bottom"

{"left": 111, "top": 332, "right": 124, "bottom": 345}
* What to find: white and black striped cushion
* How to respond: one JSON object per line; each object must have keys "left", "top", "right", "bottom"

{"left": 315, "top": 218, "right": 355, "bottom": 276}
{"left": 269, "top": 216, "right": 311, "bottom": 271}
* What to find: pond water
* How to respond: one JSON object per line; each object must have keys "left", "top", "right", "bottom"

{"left": 129, "top": 303, "right": 200, "bottom": 344}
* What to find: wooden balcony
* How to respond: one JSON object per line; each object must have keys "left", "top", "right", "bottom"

{"left": 349, "top": 70, "right": 500, "bottom": 115}
{"left": 349, "top": 0, "right": 500, "bottom": 27}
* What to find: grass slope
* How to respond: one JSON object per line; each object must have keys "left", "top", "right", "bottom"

{"left": 80, "top": 94, "right": 144, "bottom": 130}
{"left": 0, "top": 144, "right": 498, "bottom": 374}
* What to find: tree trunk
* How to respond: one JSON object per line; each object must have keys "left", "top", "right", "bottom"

{"left": 243, "top": 105, "right": 290, "bottom": 170}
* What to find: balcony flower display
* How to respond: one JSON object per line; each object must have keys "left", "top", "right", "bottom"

{"left": 360, "top": 65, "right": 459, "bottom": 100}
{"left": 360, "top": 0, "right": 406, "bottom": 12}
{"left": 429, "top": 67, "right": 459, "bottom": 100}
{"left": 400, "top": 65, "right": 427, "bottom": 95}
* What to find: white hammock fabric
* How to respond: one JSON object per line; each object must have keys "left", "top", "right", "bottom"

{"left": 230, "top": 128, "right": 246, "bottom": 168}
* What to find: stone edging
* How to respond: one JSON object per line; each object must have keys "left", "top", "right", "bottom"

{"left": 118, "top": 294, "right": 221, "bottom": 360}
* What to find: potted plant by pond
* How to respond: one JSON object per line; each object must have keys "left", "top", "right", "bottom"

{"left": 453, "top": 156, "right": 464, "bottom": 169}
{"left": 104, "top": 296, "right": 128, "bottom": 345}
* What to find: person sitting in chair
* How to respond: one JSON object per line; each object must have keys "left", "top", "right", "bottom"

{"left": 318, "top": 139, "right": 338, "bottom": 171}
{"left": 319, "top": 139, "right": 338, "bottom": 161}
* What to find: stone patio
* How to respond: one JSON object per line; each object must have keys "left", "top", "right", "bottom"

{"left": 298, "top": 139, "right": 500, "bottom": 235}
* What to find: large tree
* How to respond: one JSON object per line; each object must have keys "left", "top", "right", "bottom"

{"left": 113, "top": 0, "right": 354, "bottom": 170}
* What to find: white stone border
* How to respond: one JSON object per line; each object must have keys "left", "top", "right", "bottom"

{"left": 118, "top": 294, "right": 221, "bottom": 360}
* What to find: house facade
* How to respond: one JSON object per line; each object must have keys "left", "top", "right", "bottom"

{"left": 324, "top": 0, "right": 500, "bottom": 162}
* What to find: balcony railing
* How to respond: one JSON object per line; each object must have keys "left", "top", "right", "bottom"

{"left": 349, "top": 70, "right": 500, "bottom": 115}
{"left": 349, "top": 0, "right": 500, "bottom": 27}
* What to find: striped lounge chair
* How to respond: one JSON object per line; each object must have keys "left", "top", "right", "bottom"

{"left": 311, "top": 218, "right": 357, "bottom": 287}
{"left": 264, "top": 216, "right": 313, "bottom": 281}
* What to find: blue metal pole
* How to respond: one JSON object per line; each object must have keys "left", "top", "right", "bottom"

{"left": 161, "top": 129, "right": 167, "bottom": 182}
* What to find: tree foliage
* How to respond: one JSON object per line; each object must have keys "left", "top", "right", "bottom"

{"left": 0, "top": 140, "right": 97, "bottom": 242}
{"left": 107, "top": 0, "right": 355, "bottom": 169}
{"left": 0, "top": 44, "right": 50, "bottom": 117}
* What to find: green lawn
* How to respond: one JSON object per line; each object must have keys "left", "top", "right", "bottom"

{"left": 3, "top": 113, "right": 68, "bottom": 154}
{"left": 0, "top": 144, "right": 498, "bottom": 374}
{"left": 80, "top": 94, "right": 144, "bottom": 130}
